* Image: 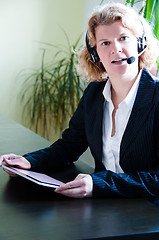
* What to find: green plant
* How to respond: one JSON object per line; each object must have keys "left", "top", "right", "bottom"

{"left": 126, "top": 0, "right": 159, "bottom": 74}
{"left": 20, "top": 33, "right": 86, "bottom": 140}
{"left": 126, "top": 0, "right": 159, "bottom": 37}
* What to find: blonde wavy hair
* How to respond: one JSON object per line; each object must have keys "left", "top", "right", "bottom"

{"left": 77, "top": 3, "right": 159, "bottom": 81}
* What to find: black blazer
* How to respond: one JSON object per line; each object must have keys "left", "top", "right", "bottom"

{"left": 24, "top": 68, "right": 159, "bottom": 203}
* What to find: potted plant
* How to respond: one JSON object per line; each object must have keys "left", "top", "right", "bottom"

{"left": 19, "top": 33, "right": 87, "bottom": 140}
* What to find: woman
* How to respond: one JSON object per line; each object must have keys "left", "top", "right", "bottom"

{"left": 1, "top": 3, "right": 159, "bottom": 202}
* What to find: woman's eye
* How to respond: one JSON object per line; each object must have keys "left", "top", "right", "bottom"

{"left": 120, "top": 36, "right": 128, "bottom": 41}
{"left": 102, "top": 41, "right": 110, "bottom": 46}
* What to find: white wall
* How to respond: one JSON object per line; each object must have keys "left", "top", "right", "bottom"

{"left": 0, "top": 0, "right": 84, "bottom": 127}
{"left": 0, "top": 0, "right": 41, "bottom": 119}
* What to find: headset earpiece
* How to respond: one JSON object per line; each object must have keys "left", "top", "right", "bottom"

{"left": 137, "top": 20, "right": 147, "bottom": 53}
{"left": 85, "top": 34, "right": 100, "bottom": 63}
{"left": 137, "top": 36, "right": 147, "bottom": 53}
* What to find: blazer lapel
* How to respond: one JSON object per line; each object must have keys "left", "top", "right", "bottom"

{"left": 120, "top": 69, "right": 156, "bottom": 163}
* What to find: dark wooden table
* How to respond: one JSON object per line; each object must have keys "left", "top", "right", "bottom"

{"left": 0, "top": 114, "right": 159, "bottom": 240}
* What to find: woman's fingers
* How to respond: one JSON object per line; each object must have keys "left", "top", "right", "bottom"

{"left": 55, "top": 174, "right": 93, "bottom": 198}
{"left": 0, "top": 154, "right": 31, "bottom": 169}
{"left": 0, "top": 153, "right": 31, "bottom": 177}
{"left": 3, "top": 168, "right": 17, "bottom": 177}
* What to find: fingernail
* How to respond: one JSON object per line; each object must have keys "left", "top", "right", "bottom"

{"left": 55, "top": 187, "right": 60, "bottom": 192}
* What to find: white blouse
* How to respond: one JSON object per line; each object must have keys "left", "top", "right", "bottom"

{"left": 102, "top": 71, "right": 141, "bottom": 173}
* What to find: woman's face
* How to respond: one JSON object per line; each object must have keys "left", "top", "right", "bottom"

{"left": 95, "top": 21, "right": 139, "bottom": 79}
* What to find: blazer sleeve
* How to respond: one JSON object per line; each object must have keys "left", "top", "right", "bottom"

{"left": 23, "top": 89, "right": 89, "bottom": 172}
{"left": 91, "top": 100, "right": 159, "bottom": 204}
{"left": 91, "top": 169, "right": 159, "bottom": 203}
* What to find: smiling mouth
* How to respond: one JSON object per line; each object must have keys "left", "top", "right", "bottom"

{"left": 111, "top": 58, "right": 127, "bottom": 63}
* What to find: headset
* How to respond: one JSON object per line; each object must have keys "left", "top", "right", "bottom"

{"left": 85, "top": 34, "right": 100, "bottom": 62}
{"left": 137, "top": 34, "right": 147, "bottom": 54}
{"left": 85, "top": 22, "right": 147, "bottom": 63}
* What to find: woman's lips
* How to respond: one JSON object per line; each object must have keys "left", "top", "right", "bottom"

{"left": 111, "top": 58, "right": 127, "bottom": 63}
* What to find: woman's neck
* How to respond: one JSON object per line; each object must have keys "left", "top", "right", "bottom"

{"left": 110, "top": 70, "right": 139, "bottom": 108}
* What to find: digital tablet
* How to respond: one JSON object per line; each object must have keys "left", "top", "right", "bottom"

{"left": 2, "top": 163, "right": 64, "bottom": 188}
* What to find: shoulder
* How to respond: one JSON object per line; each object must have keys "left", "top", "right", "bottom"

{"left": 142, "top": 68, "right": 159, "bottom": 83}
{"left": 139, "top": 68, "right": 159, "bottom": 95}
{"left": 144, "top": 69, "right": 159, "bottom": 106}
{"left": 76, "top": 80, "right": 106, "bottom": 113}
{"left": 141, "top": 68, "right": 159, "bottom": 83}
{"left": 83, "top": 80, "right": 106, "bottom": 98}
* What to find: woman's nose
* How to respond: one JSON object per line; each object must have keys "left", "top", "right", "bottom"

{"left": 111, "top": 41, "right": 122, "bottom": 54}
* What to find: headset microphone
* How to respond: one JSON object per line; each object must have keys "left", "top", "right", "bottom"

{"left": 126, "top": 44, "right": 148, "bottom": 64}
{"left": 127, "top": 56, "right": 135, "bottom": 64}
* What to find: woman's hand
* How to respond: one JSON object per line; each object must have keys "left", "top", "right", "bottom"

{"left": 0, "top": 153, "right": 31, "bottom": 177}
{"left": 55, "top": 173, "right": 93, "bottom": 198}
